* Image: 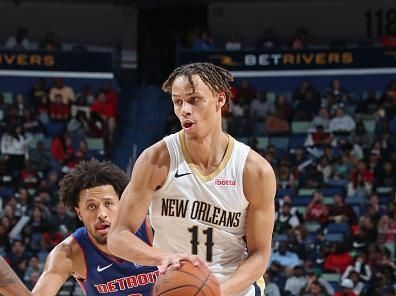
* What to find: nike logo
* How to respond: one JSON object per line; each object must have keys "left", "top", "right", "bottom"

{"left": 97, "top": 263, "right": 113, "bottom": 272}
{"left": 175, "top": 170, "right": 192, "bottom": 178}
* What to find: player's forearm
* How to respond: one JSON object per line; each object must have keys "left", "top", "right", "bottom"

{"left": 0, "top": 257, "right": 31, "bottom": 296}
{"left": 108, "top": 229, "right": 167, "bottom": 266}
{"left": 221, "top": 252, "right": 268, "bottom": 296}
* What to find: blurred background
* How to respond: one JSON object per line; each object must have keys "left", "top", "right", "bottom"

{"left": 0, "top": 0, "right": 395, "bottom": 295}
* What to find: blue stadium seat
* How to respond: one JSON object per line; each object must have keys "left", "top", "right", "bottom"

{"left": 327, "top": 223, "right": 350, "bottom": 235}
{"left": 321, "top": 187, "right": 344, "bottom": 196}
{"left": 269, "top": 136, "right": 290, "bottom": 150}
{"left": 325, "top": 233, "right": 344, "bottom": 243}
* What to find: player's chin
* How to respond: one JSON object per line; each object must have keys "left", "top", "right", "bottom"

{"left": 93, "top": 233, "right": 108, "bottom": 245}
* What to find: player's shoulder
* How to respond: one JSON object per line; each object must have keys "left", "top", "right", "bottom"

{"left": 244, "top": 149, "right": 275, "bottom": 179}
{"left": 139, "top": 139, "right": 170, "bottom": 167}
{"left": 50, "top": 234, "right": 81, "bottom": 260}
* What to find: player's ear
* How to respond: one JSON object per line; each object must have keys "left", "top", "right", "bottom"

{"left": 75, "top": 207, "right": 83, "bottom": 221}
{"left": 216, "top": 92, "right": 226, "bottom": 110}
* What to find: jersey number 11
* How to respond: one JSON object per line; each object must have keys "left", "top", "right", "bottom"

{"left": 188, "top": 226, "right": 214, "bottom": 262}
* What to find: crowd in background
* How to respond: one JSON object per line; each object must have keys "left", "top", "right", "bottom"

{"left": 0, "top": 77, "right": 118, "bottom": 289}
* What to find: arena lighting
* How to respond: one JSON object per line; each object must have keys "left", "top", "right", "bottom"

{"left": 0, "top": 70, "right": 114, "bottom": 79}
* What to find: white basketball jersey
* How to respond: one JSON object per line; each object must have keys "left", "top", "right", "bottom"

{"left": 150, "top": 131, "right": 256, "bottom": 296}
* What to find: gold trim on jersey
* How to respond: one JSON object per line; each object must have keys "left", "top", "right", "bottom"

{"left": 178, "top": 130, "right": 235, "bottom": 182}
{"left": 256, "top": 276, "right": 266, "bottom": 295}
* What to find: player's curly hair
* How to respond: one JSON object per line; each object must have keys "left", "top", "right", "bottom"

{"left": 59, "top": 159, "right": 129, "bottom": 208}
{"left": 162, "top": 62, "right": 234, "bottom": 112}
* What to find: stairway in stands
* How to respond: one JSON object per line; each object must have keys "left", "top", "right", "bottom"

{"left": 111, "top": 85, "right": 172, "bottom": 172}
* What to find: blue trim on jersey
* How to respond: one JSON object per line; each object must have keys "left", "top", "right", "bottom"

{"left": 72, "top": 223, "right": 158, "bottom": 296}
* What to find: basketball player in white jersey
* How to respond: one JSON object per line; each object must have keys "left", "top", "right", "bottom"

{"left": 108, "top": 62, "right": 276, "bottom": 296}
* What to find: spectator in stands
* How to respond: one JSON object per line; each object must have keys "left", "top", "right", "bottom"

{"left": 275, "top": 202, "right": 300, "bottom": 234}
{"left": 377, "top": 203, "right": 396, "bottom": 257}
{"left": 284, "top": 265, "right": 307, "bottom": 296}
{"left": 333, "top": 278, "right": 357, "bottom": 296}
{"left": 317, "top": 156, "right": 333, "bottom": 184}
{"left": 356, "top": 90, "right": 379, "bottom": 119}
{"left": 266, "top": 112, "right": 290, "bottom": 135}
{"left": 311, "top": 108, "right": 331, "bottom": 130}
{"left": 305, "top": 126, "right": 334, "bottom": 149}
{"left": 290, "top": 28, "right": 308, "bottom": 49}
{"left": 293, "top": 80, "right": 317, "bottom": 102}
{"left": 328, "top": 194, "right": 357, "bottom": 224}
{"left": 67, "top": 110, "right": 89, "bottom": 136}
{"left": 324, "top": 243, "right": 353, "bottom": 274}
{"left": 23, "top": 255, "right": 42, "bottom": 284}
{"left": 294, "top": 90, "right": 321, "bottom": 121}
{"left": 323, "top": 80, "right": 348, "bottom": 104}
{"left": 329, "top": 106, "right": 356, "bottom": 133}
{"left": 258, "top": 28, "right": 278, "bottom": 49}
{"left": 102, "top": 82, "right": 119, "bottom": 115}
{"left": 300, "top": 279, "right": 329, "bottom": 296}
{"left": 36, "top": 93, "right": 49, "bottom": 124}
{"left": 90, "top": 91, "right": 117, "bottom": 140}
{"left": 25, "top": 270, "right": 40, "bottom": 290}
{"left": 4, "top": 28, "right": 30, "bottom": 50}
{"left": 235, "top": 80, "right": 255, "bottom": 102}
{"left": 250, "top": 90, "right": 275, "bottom": 121}
{"left": 379, "top": 80, "right": 396, "bottom": 119}
{"left": 51, "top": 202, "right": 77, "bottom": 235}
{"left": 347, "top": 160, "right": 374, "bottom": 198}
{"left": 263, "top": 271, "right": 281, "bottom": 296}
{"left": 225, "top": 33, "right": 242, "bottom": 51}
{"left": 192, "top": 31, "right": 216, "bottom": 51}
{"left": 305, "top": 191, "right": 329, "bottom": 224}
{"left": 49, "top": 78, "right": 75, "bottom": 105}
{"left": 342, "top": 269, "right": 366, "bottom": 295}
{"left": 304, "top": 270, "right": 334, "bottom": 296}
{"left": 14, "top": 94, "right": 28, "bottom": 118}
{"left": 29, "top": 140, "right": 51, "bottom": 173}
{"left": 50, "top": 133, "right": 75, "bottom": 167}
{"left": 75, "top": 84, "right": 95, "bottom": 105}
{"left": 274, "top": 94, "right": 292, "bottom": 120}
{"left": 39, "top": 32, "right": 61, "bottom": 50}
{"left": 374, "top": 160, "right": 396, "bottom": 188}
{"left": 14, "top": 188, "right": 31, "bottom": 218}
{"left": 6, "top": 239, "right": 31, "bottom": 275}
{"left": 270, "top": 241, "right": 301, "bottom": 271}
{"left": 23, "top": 109, "right": 44, "bottom": 141}
{"left": 351, "top": 120, "right": 371, "bottom": 149}
{"left": 20, "top": 160, "right": 41, "bottom": 192}
{"left": 0, "top": 125, "right": 29, "bottom": 172}
{"left": 0, "top": 93, "right": 8, "bottom": 124}
{"left": 75, "top": 139, "right": 93, "bottom": 162}
{"left": 30, "top": 78, "right": 48, "bottom": 111}
{"left": 49, "top": 94, "right": 69, "bottom": 121}
{"left": 277, "top": 161, "right": 297, "bottom": 190}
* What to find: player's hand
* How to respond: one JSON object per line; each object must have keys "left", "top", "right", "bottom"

{"left": 158, "top": 253, "right": 207, "bottom": 274}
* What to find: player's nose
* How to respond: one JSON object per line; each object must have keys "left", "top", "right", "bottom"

{"left": 97, "top": 204, "right": 108, "bottom": 219}
{"left": 181, "top": 101, "right": 192, "bottom": 115}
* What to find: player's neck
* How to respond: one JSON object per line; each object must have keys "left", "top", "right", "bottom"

{"left": 184, "top": 128, "right": 228, "bottom": 169}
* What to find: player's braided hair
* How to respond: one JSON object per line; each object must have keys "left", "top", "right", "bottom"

{"left": 162, "top": 62, "right": 234, "bottom": 112}
{"left": 59, "top": 159, "right": 129, "bottom": 208}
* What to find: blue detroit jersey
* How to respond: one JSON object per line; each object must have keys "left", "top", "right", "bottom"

{"left": 72, "top": 223, "right": 158, "bottom": 296}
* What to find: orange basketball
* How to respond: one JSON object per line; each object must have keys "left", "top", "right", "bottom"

{"left": 153, "top": 260, "right": 221, "bottom": 296}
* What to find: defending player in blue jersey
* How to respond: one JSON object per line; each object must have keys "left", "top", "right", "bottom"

{"left": 32, "top": 159, "right": 158, "bottom": 296}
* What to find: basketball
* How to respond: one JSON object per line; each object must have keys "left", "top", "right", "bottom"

{"left": 153, "top": 260, "right": 221, "bottom": 296}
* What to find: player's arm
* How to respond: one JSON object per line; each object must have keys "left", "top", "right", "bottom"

{"left": 32, "top": 239, "right": 74, "bottom": 296}
{"left": 221, "top": 150, "right": 276, "bottom": 296}
{"left": 108, "top": 141, "right": 206, "bottom": 271}
{"left": 0, "top": 256, "right": 31, "bottom": 296}
{"left": 108, "top": 141, "right": 169, "bottom": 267}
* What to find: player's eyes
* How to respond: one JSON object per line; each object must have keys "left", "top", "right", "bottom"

{"left": 87, "top": 204, "right": 96, "bottom": 210}
{"left": 105, "top": 202, "right": 113, "bottom": 207}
